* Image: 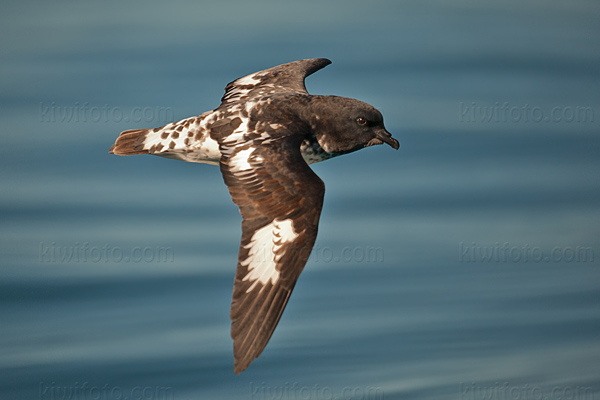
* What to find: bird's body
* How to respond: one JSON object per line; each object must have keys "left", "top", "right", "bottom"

{"left": 110, "top": 58, "right": 398, "bottom": 373}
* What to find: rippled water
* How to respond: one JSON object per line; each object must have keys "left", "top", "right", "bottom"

{"left": 1, "top": 1, "right": 599, "bottom": 399}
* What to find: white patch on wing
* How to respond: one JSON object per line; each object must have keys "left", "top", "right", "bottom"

{"left": 241, "top": 219, "right": 299, "bottom": 292}
{"left": 245, "top": 100, "right": 258, "bottom": 112}
{"left": 229, "top": 148, "right": 255, "bottom": 172}
{"left": 235, "top": 74, "right": 261, "bottom": 86}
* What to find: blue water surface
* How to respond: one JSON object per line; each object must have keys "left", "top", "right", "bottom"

{"left": 1, "top": 1, "right": 599, "bottom": 399}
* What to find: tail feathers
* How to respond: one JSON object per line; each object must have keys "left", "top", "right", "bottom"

{"left": 108, "top": 115, "right": 222, "bottom": 165}
{"left": 109, "top": 129, "right": 150, "bottom": 155}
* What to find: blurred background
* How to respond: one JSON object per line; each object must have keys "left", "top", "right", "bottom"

{"left": 1, "top": 1, "right": 599, "bottom": 399}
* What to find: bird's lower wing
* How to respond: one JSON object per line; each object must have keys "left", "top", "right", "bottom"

{"left": 219, "top": 136, "right": 325, "bottom": 374}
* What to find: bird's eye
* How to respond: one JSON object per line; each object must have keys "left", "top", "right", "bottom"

{"left": 356, "top": 117, "right": 368, "bottom": 126}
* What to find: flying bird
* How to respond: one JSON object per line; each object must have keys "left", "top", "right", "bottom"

{"left": 110, "top": 58, "right": 399, "bottom": 373}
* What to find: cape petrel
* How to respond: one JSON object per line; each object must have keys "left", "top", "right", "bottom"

{"left": 109, "top": 58, "right": 399, "bottom": 373}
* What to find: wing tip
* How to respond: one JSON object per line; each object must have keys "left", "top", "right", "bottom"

{"left": 234, "top": 359, "right": 249, "bottom": 375}
{"left": 221, "top": 58, "right": 333, "bottom": 102}
{"left": 230, "top": 282, "right": 293, "bottom": 374}
{"left": 280, "top": 57, "right": 332, "bottom": 76}
{"left": 299, "top": 57, "right": 332, "bottom": 79}
{"left": 308, "top": 57, "right": 332, "bottom": 68}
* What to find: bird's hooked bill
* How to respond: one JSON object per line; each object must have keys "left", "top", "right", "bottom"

{"left": 377, "top": 129, "right": 400, "bottom": 150}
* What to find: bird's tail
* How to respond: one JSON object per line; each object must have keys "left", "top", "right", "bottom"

{"left": 108, "top": 115, "right": 221, "bottom": 165}
{"left": 109, "top": 129, "right": 150, "bottom": 155}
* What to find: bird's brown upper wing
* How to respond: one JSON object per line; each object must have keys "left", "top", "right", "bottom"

{"left": 219, "top": 135, "right": 325, "bottom": 374}
{"left": 220, "top": 58, "right": 331, "bottom": 105}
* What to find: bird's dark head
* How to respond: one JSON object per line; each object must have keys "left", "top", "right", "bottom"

{"left": 304, "top": 96, "right": 399, "bottom": 154}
